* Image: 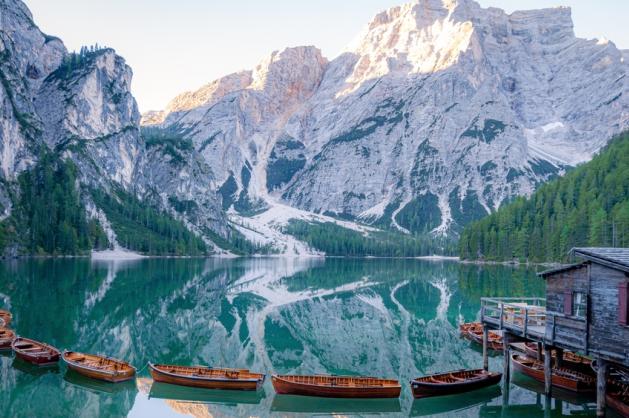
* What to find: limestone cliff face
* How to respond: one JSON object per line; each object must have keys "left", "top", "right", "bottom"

{"left": 0, "top": 0, "right": 228, "bottom": 249}
{"left": 147, "top": 0, "right": 628, "bottom": 238}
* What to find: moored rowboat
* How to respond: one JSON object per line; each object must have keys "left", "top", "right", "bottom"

{"left": 12, "top": 337, "right": 60, "bottom": 366}
{"left": 63, "top": 351, "right": 136, "bottom": 383}
{"left": 271, "top": 374, "right": 401, "bottom": 398}
{"left": 522, "top": 342, "right": 594, "bottom": 375}
{"left": 410, "top": 369, "right": 502, "bottom": 398}
{"left": 510, "top": 354, "right": 594, "bottom": 393}
{"left": 606, "top": 379, "right": 629, "bottom": 417}
{"left": 0, "top": 327, "right": 16, "bottom": 350}
{"left": 459, "top": 322, "right": 503, "bottom": 351}
{"left": 149, "top": 363, "right": 265, "bottom": 391}
{"left": 0, "top": 310, "right": 12, "bottom": 326}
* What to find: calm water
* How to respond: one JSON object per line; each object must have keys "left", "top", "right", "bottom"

{"left": 0, "top": 258, "right": 601, "bottom": 417}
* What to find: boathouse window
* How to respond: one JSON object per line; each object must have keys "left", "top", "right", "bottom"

{"left": 620, "top": 282, "right": 628, "bottom": 325}
{"left": 572, "top": 291, "right": 587, "bottom": 318}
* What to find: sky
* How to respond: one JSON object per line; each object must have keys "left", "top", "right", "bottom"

{"left": 24, "top": 0, "right": 629, "bottom": 113}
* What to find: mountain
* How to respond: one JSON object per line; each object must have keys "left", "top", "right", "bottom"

{"left": 459, "top": 131, "right": 629, "bottom": 262}
{"left": 144, "top": 0, "right": 628, "bottom": 248}
{"left": 1, "top": 0, "right": 627, "bottom": 256}
{"left": 0, "top": 0, "right": 228, "bottom": 255}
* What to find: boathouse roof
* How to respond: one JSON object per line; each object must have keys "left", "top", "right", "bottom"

{"left": 537, "top": 262, "right": 588, "bottom": 278}
{"left": 538, "top": 247, "right": 629, "bottom": 278}
{"left": 571, "top": 247, "right": 629, "bottom": 273}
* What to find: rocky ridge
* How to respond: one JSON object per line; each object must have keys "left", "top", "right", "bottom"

{"left": 146, "top": 0, "right": 628, "bottom": 241}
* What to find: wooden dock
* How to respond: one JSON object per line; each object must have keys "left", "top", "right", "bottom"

{"left": 479, "top": 247, "right": 629, "bottom": 417}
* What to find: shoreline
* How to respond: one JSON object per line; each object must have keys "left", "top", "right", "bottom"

{"left": 0, "top": 253, "right": 563, "bottom": 266}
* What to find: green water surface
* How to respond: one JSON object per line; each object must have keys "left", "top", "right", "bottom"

{"left": 0, "top": 258, "right": 602, "bottom": 417}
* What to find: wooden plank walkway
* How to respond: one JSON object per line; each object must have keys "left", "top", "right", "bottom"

{"left": 481, "top": 297, "right": 547, "bottom": 341}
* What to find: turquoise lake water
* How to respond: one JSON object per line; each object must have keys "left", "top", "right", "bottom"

{"left": 0, "top": 258, "right": 604, "bottom": 417}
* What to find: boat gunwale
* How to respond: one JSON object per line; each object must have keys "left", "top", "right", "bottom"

{"left": 12, "top": 337, "right": 60, "bottom": 357}
{"left": 411, "top": 369, "right": 501, "bottom": 387}
{"left": 149, "top": 362, "right": 264, "bottom": 383}
{"left": 272, "top": 374, "right": 401, "bottom": 389}
{"left": 63, "top": 351, "right": 136, "bottom": 377}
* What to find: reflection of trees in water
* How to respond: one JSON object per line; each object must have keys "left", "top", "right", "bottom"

{"left": 0, "top": 258, "right": 547, "bottom": 417}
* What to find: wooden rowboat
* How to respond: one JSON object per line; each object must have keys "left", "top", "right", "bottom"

{"left": 607, "top": 378, "right": 629, "bottom": 417}
{"left": 149, "top": 363, "right": 265, "bottom": 391}
{"left": 12, "top": 337, "right": 60, "bottom": 366}
{"left": 0, "top": 310, "right": 12, "bottom": 326}
{"left": 410, "top": 369, "right": 502, "bottom": 398}
{"left": 63, "top": 351, "right": 136, "bottom": 383}
{"left": 511, "top": 354, "right": 595, "bottom": 393}
{"left": 522, "top": 342, "right": 594, "bottom": 375}
{"left": 0, "top": 328, "right": 16, "bottom": 350}
{"left": 459, "top": 322, "right": 503, "bottom": 351}
{"left": 271, "top": 374, "right": 401, "bottom": 398}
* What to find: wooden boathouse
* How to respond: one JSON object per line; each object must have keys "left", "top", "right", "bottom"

{"left": 480, "top": 247, "right": 629, "bottom": 416}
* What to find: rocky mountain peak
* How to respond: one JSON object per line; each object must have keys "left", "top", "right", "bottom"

{"left": 251, "top": 46, "right": 328, "bottom": 96}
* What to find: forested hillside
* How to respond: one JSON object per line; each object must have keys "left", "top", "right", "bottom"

{"left": 459, "top": 132, "right": 629, "bottom": 262}
{"left": 0, "top": 154, "right": 109, "bottom": 255}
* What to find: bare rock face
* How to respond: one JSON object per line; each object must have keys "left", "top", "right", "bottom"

{"left": 147, "top": 0, "right": 628, "bottom": 236}
{"left": 0, "top": 0, "right": 228, "bottom": 247}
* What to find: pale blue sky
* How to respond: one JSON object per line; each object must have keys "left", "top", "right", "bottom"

{"left": 24, "top": 0, "right": 628, "bottom": 112}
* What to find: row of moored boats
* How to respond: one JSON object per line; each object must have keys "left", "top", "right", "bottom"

{"left": 1, "top": 310, "right": 627, "bottom": 410}
{"left": 1, "top": 309, "right": 503, "bottom": 399}
{"left": 459, "top": 321, "right": 629, "bottom": 416}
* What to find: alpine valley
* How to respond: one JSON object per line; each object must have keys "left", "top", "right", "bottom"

{"left": 0, "top": 0, "right": 627, "bottom": 256}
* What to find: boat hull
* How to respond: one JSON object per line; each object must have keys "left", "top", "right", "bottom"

{"left": 62, "top": 351, "right": 135, "bottom": 383}
{"left": 511, "top": 354, "right": 594, "bottom": 393}
{"left": 0, "top": 328, "right": 16, "bottom": 350}
{"left": 0, "top": 310, "right": 12, "bottom": 327}
{"left": 271, "top": 375, "right": 401, "bottom": 398}
{"left": 411, "top": 371, "right": 502, "bottom": 399}
{"left": 522, "top": 343, "right": 594, "bottom": 375}
{"left": 12, "top": 338, "right": 60, "bottom": 366}
{"left": 459, "top": 323, "right": 502, "bottom": 351}
{"left": 607, "top": 393, "right": 629, "bottom": 417}
{"left": 149, "top": 363, "right": 263, "bottom": 391}
{"left": 65, "top": 362, "right": 135, "bottom": 383}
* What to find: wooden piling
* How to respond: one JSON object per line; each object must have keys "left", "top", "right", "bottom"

{"left": 544, "top": 345, "right": 552, "bottom": 396}
{"left": 482, "top": 324, "right": 489, "bottom": 371}
{"left": 502, "top": 331, "right": 511, "bottom": 383}
{"left": 596, "top": 358, "right": 607, "bottom": 417}
{"left": 555, "top": 348, "right": 563, "bottom": 369}
{"left": 536, "top": 341, "right": 543, "bottom": 361}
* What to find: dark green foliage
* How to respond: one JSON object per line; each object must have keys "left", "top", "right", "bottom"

{"left": 143, "top": 126, "right": 194, "bottom": 165}
{"left": 506, "top": 168, "right": 523, "bottom": 182}
{"left": 168, "top": 196, "right": 198, "bottom": 214}
{"left": 266, "top": 158, "right": 306, "bottom": 191}
{"left": 461, "top": 118, "right": 506, "bottom": 143}
{"left": 266, "top": 138, "right": 306, "bottom": 191}
{"left": 48, "top": 44, "right": 111, "bottom": 81}
{"left": 449, "top": 188, "right": 488, "bottom": 228}
{"left": 459, "top": 131, "right": 629, "bottom": 262}
{"left": 219, "top": 174, "right": 238, "bottom": 210}
{"left": 6, "top": 154, "right": 108, "bottom": 255}
{"left": 480, "top": 161, "right": 497, "bottom": 177}
{"left": 202, "top": 226, "right": 276, "bottom": 255}
{"left": 395, "top": 193, "right": 442, "bottom": 233}
{"left": 199, "top": 132, "right": 221, "bottom": 153}
{"left": 529, "top": 159, "right": 560, "bottom": 177}
{"left": 90, "top": 188, "right": 207, "bottom": 256}
{"left": 284, "top": 220, "right": 456, "bottom": 257}
{"left": 241, "top": 164, "right": 251, "bottom": 189}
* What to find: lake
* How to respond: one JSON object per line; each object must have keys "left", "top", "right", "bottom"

{"left": 0, "top": 258, "right": 600, "bottom": 417}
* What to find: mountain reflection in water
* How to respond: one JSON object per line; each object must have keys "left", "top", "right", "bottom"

{"left": 0, "top": 258, "right": 597, "bottom": 417}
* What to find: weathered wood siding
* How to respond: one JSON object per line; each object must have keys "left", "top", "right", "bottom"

{"left": 544, "top": 265, "right": 589, "bottom": 350}
{"left": 588, "top": 264, "right": 629, "bottom": 366}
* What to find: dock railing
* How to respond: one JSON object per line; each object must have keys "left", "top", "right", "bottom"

{"left": 481, "top": 297, "right": 547, "bottom": 339}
